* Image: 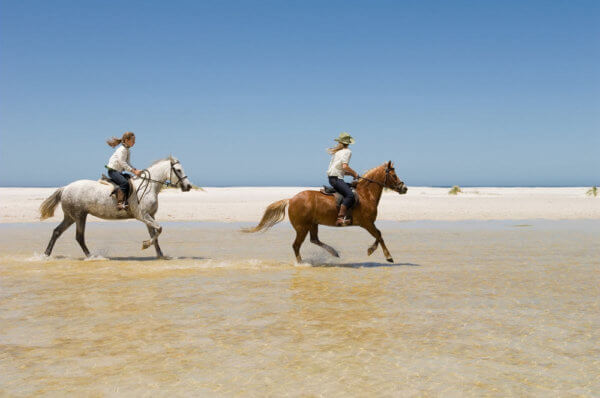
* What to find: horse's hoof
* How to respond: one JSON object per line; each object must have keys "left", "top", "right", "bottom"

{"left": 386, "top": 258, "right": 394, "bottom": 263}
{"left": 142, "top": 241, "right": 152, "bottom": 250}
{"left": 332, "top": 252, "right": 340, "bottom": 258}
{"left": 367, "top": 248, "right": 375, "bottom": 256}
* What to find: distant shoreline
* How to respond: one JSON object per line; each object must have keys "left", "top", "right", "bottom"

{"left": 1, "top": 187, "right": 598, "bottom": 224}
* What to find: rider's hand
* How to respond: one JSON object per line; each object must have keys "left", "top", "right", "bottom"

{"left": 133, "top": 169, "right": 142, "bottom": 177}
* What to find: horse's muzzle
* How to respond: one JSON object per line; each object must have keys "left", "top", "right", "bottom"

{"left": 396, "top": 185, "right": 408, "bottom": 195}
{"left": 182, "top": 184, "right": 192, "bottom": 192}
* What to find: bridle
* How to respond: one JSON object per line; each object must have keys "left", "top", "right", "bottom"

{"left": 135, "top": 159, "right": 188, "bottom": 202}
{"left": 358, "top": 166, "right": 404, "bottom": 192}
{"left": 137, "top": 160, "right": 187, "bottom": 187}
{"left": 168, "top": 159, "right": 188, "bottom": 188}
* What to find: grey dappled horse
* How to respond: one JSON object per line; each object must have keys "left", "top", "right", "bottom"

{"left": 40, "top": 156, "right": 192, "bottom": 258}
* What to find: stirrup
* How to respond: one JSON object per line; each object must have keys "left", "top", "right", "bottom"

{"left": 336, "top": 216, "right": 351, "bottom": 227}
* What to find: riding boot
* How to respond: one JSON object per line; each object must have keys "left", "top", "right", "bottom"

{"left": 116, "top": 190, "right": 128, "bottom": 211}
{"left": 336, "top": 205, "right": 351, "bottom": 226}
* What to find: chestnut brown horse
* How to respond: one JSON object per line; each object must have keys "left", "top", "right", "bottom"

{"left": 243, "top": 161, "right": 407, "bottom": 263}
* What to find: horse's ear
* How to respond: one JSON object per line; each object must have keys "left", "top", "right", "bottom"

{"left": 387, "top": 160, "right": 392, "bottom": 167}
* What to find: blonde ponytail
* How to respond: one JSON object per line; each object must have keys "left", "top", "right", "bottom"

{"left": 327, "top": 142, "right": 348, "bottom": 155}
{"left": 106, "top": 131, "right": 135, "bottom": 147}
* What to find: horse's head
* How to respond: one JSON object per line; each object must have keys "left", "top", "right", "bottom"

{"left": 169, "top": 156, "right": 193, "bottom": 192}
{"left": 384, "top": 161, "right": 408, "bottom": 195}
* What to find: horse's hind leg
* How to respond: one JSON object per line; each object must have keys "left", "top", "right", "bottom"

{"left": 75, "top": 213, "right": 90, "bottom": 257}
{"left": 367, "top": 239, "right": 379, "bottom": 256}
{"left": 292, "top": 224, "right": 309, "bottom": 263}
{"left": 44, "top": 216, "right": 75, "bottom": 256}
{"left": 309, "top": 224, "right": 339, "bottom": 257}
{"left": 146, "top": 225, "right": 164, "bottom": 258}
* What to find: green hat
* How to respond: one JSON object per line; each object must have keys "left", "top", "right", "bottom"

{"left": 334, "top": 132, "right": 355, "bottom": 145}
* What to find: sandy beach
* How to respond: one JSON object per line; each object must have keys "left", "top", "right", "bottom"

{"left": 1, "top": 186, "right": 598, "bottom": 223}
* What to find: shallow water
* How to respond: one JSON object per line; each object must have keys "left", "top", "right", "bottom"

{"left": 1, "top": 221, "right": 599, "bottom": 396}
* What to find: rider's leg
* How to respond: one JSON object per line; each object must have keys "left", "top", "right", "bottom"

{"left": 337, "top": 205, "right": 349, "bottom": 226}
{"left": 109, "top": 170, "right": 130, "bottom": 210}
{"left": 329, "top": 177, "right": 354, "bottom": 226}
{"left": 115, "top": 190, "right": 127, "bottom": 209}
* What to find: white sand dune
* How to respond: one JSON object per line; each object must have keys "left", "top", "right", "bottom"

{"left": 1, "top": 186, "right": 598, "bottom": 223}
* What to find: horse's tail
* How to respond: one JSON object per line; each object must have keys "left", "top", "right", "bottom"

{"left": 242, "top": 199, "right": 289, "bottom": 233}
{"left": 40, "top": 188, "right": 64, "bottom": 220}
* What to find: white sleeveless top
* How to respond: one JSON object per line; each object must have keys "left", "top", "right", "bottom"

{"left": 327, "top": 148, "right": 352, "bottom": 179}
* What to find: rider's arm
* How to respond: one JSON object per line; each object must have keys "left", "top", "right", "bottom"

{"left": 342, "top": 163, "right": 359, "bottom": 179}
{"left": 119, "top": 146, "right": 141, "bottom": 176}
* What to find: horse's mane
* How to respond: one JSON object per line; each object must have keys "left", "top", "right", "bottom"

{"left": 149, "top": 156, "right": 175, "bottom": 167}
{"left": 362, "top": 163, "right": 386, "bottom": 179}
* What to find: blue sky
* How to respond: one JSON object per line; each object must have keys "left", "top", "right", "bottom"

{"left": 1, "top": 0, "right": 598, "bottom": 187}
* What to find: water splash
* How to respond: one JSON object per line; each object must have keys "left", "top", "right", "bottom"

{"left": 300, "top": 251, "right": 341, "bottom": 267}
{"left": 84, "top": 249, "right": 110, "bottom": 261}
{"left": 26, "top": 252, "right": 52, "bottom": 262}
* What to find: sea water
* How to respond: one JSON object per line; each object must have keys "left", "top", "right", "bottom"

{"left": 1, "top": 221, "right": 598, "bottom": 395}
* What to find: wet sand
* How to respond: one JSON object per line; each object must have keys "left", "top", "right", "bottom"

{"left": 1, "top": 221, "right": 599, "bottom": 395}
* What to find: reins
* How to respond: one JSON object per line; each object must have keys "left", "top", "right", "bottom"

{"left": 138, "top": 171, "right": 171, "bottom": 186}
{"left": 357, "top": 167, "right": 403, "bottom": 191}
{"left": 133, "top": 160, "right": 185, "bottom": 203}
{"left": 357, "top": 168, "right": 391, "bottom": 188}
{"left": 357, "top": 175, "right": 385, "bottom": 187}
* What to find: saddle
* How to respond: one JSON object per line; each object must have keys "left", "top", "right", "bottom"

{"left": 99, "top": 174, "right": 134, "bottom": 198}
{"left": 319, "top": 185, "right": 360, "bottom": 224}
{"left": 320, "top": 185, "right": 360, "bottom": 206}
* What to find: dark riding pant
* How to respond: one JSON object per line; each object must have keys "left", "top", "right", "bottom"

{"left": 328, "top": 176, "right": 355, "bottom": 208}
{"left": 108, "top": 169, "right": 130, "bottom": 198}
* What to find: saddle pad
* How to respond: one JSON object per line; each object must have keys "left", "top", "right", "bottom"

{"left": 99, "top": 174, "right": 117, "bottom": 186}
{"left": 321, "top": 185, "right": 336, "bottom": 195}
{"left": 98, "top": 174, "right": 134, "bottom": 197}
{"left": 319, "top": 185, "right": 359, "bottom": 207}
{"left": 334, "top": 190, "right": 359, "bottom": 208}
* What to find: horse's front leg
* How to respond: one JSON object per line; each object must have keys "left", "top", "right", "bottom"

{"left": 146, "top": 225, "right": 164, "bottom": 258}
{"left": 137, "top": 213, "right": 163, "bottom": 250}
{"left": 363, "top": 223, "right": 394, "bottom": 263}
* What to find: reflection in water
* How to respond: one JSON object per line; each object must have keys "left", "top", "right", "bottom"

{"left": 0, "top": 222, "right": 598, "bottom": 395}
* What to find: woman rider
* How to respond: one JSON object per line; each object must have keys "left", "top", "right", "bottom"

{"left": 106, "top": 131, "right": 142, "bottom": 210}
{"left": 327, "top": 132, "right": 359, "bottom": 226}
